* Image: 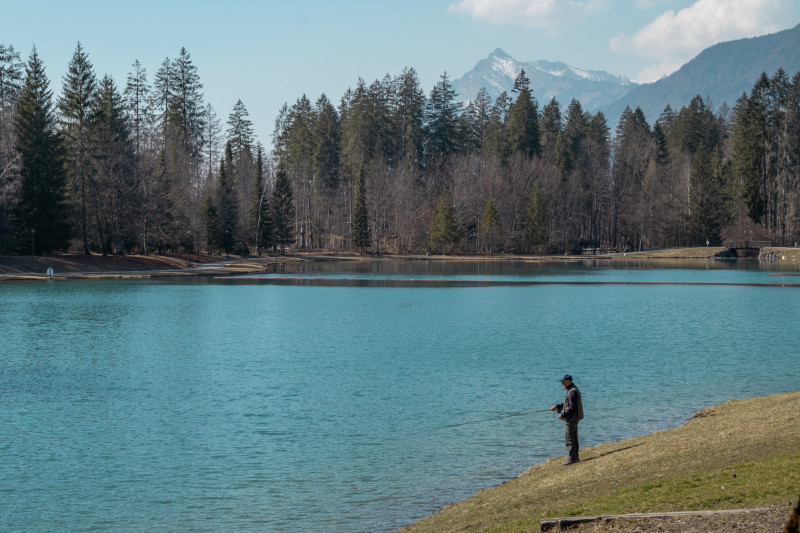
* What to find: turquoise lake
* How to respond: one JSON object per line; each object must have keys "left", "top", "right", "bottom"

{"left": 2, "top": 259, "right": 799, "bottom": 532}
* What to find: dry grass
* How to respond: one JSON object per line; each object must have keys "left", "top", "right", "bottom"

{"left": 399, "top": 392, "right": 800, "bottom": 533}
{"left": 0, "top": 252, "right": 306, "bottom": 280}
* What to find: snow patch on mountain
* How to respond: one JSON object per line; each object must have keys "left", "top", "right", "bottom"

{"left": 452, "top": 49, "right": 637, "bottom": 112}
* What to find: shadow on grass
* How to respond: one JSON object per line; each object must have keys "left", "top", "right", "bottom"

{"left": 580, "top": 442, "right": 645, "bottom": 463}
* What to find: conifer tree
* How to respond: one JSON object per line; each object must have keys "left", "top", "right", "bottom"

{"left": 540, "top": 98, "right": 562, "bottom": 157}
{"left": 525, "top": 184, "right": 548, "bottom": 253}
{"left": 170, "top": 47, "right": 206, "bottom": 157}
{"left": 123, "top": 59, "right": 150, "bottom": 157}
{"left": 506, "top": 69, "right": 540, "bottom": 157}
{"left": 482, "top": 92, "right": 511, "bottom": 160}
{"left": 59, "top": 42, "right": 97, "bottom": 254}
{"left": 202, "top": 192, "right": 220, "bottom": 254}
{"left": 0, "top": 44, "right": 23, "bottom": 111}
{"left": 93, "top": 74, "right": 136, "bottom": 255}
{"left": 430, "top": 193, "right": 460, "bottom": 253}
{"left": 0, "top": 44, "right": 23, "bottom": 252}
{"left": 394, "top": 67, "right": 426, "bottom": 167}
{"left": 481, "top": 198, "right": 502, "bottom": 254}
{"left": 226, "top": 99, "right": 254, "bottom": 165}
{"left": 425, "top": 72, "right": 463, "bottom": 164}
{"left": 311, "top": 93, "right": 340, "bottom": 190}
{"left": 687, "top": 148, "right": 722, "bottom": 245}
{"left": 351, "top": 168, "right": 370, "bottom": 253}
{"left": 252, "top": 143, "right": 273, "bottom": 254}
{"left": 464, "top": 87, "right": 492, "bottom": 152}
{"left": 13, "top": 48, "right": 71, "bottom": 253}
{"left": 216, "top": 144, "right": 238, "bottom": 255}
{"left": 271, "top": 162, "right": 295, "bottom": 254}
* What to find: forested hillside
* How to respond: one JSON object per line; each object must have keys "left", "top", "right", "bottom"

{"left": 1, "top": 43, "right": 799, "bottom": 257}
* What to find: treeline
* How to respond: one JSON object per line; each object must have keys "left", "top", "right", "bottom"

{"left": 0, "top": 43, "right": 280, "bottom": 256}
{"left": 1, "top": 43, "right": 799, "bottom": 257}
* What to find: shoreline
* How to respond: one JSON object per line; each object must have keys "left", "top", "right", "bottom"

{"left": 4, "top": 246, "right": 799, "bottom": 282}
{"left": 398, "top": 390, "right": 800, "bottom": 532}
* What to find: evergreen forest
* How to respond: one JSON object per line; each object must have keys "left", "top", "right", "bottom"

{"left": 2, "top": 43, "right": 800, "bottom": 257}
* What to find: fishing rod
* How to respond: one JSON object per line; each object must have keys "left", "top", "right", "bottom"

{"left": 429, "top": 409, "right": 553, "bottom": 431}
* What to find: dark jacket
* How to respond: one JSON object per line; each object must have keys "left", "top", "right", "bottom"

{"left": 557, "top": 384, "right": 584, "bottom": 422}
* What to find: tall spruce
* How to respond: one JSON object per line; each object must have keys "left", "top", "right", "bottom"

{"left": 216, "top": 142, "right": 238, "bottom": 255}
{"left": 93, "top": 75, "right": 136, "bottom": 255}
{"left": 252, "top": 143, "right": 273, "bottom": 254}
{"left": 271, "top": 162, "right": 295, "bottom": 254}
{"left": 170, "top": 47, "right": 206, "bottom": 157}
{"left": 425, "top": 72, "right": 462, "bottom": 164}
{"left": 506, "top": 69, "right": 540, "bottom": 157}
{"left": 351, "top": 168, "right": 370, "bottom": 253}
{"left": 481, "top": 198, "right": 502, "bottom": 254}
{"left": 311, "top": 93, "right": 340, "bottom": 190}
{"left": 525, "top": 184, "right": 548, "bottom": 253}
{"left": 59, "top": 42, "right": 97, "bottom": 254}
{"left": 0, "top": 44, "right": 23, "bottom": 252}
{"left": 14, "top": 48, "right": 71, "bottom": 253}
{"left": 430, "top": 192, "right": 460, "bottom": 253}
{"left": 394, "top": 67, "right": 426, "bottom": 167}
{"left": 687, "top": 148, "right": 722, "bottom": 245}
{"left": 226, "top": 99, "right": 254, "bottom": 166}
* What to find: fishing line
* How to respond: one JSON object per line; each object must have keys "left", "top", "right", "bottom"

{"left": 427, "top": 409, "right": 553, "bottom": 432}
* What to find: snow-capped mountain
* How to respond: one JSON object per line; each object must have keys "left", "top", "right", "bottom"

{"left": 452, "top": 48, "right": 637, "bottom": 112}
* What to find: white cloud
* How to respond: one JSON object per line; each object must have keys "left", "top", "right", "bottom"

{"left": 448, "top": 0, "right": 609, "bottom": 28}
{"left": 611, "top": 0, "right": 794, "bottom": 82}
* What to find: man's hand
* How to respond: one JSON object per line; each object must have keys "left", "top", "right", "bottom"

{"left": 549, "top": 405, "right": 558, "bottom": 412}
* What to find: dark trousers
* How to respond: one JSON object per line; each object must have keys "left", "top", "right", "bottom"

{"left": 565, "top": 420, "right": 580, "bottom": 461}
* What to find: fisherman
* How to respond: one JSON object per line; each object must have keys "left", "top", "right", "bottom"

{"left": 550, "top": 374, "right": 584, "bottom": 465}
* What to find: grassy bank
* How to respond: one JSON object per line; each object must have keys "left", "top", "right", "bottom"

{"left": 400, "top": 391, "right": 800, "bottom": 532}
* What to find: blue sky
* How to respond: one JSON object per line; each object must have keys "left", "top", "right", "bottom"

{"left": 2, "top": 0, "right": 798, "bottom": 144}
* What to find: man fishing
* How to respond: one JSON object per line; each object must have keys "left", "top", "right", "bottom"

{"left": 550, "top": 374, "right": 584, "bottom": 465}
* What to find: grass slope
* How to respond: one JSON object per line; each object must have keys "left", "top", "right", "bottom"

{"left": 400, "top": 391, "right": 800, "bottom": 532}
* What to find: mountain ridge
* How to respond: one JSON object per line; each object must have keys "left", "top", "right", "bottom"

{"left": 601, "top": 22, "right": 800, "bottom": 124}
{"left": 451, "top": 48, "right": 637, "bottom": 112}
{"left": 453, "top": 23, "right": 800, "bottom": 127}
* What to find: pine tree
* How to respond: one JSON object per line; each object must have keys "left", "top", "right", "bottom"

{"left": 425, "top": 72, "right": 463, "bottom": 164}
{"left": 271, "top": 162, "right": 295, "bottom": 254}
{"left": 430, "top": 193, "right": 460, "bottom": 253}
{"left": 481, "top": 198, "right": 502, "bottom": 254}
{"left": 59, "top": 42, "right": 97, "bottom": 254}
{"left": 0, "top": 44, "right": 23, "bottom": 111}
{"left": 93, "top": 75, "right": 136, "bottom": 255}
{"left": 351, "top": 168, "right": 370, "bottom": 253}
{"left": 311, "top": 93, "right": 340, "bottom": 190}
{"left": 0, "top": 44, "right": 23, "bottom": 252}
{"left": 13, "top": 48, "right": 71, "bottom": 253}
{"left": 216, "top": 144, "right": 238, "bottom": 256}
{"left": 394, "top": 67, "right": 426, "bottom": 167}
{"left": 540, "top": 98, "right": 562, "bottom": 157}
{"left": 482, "top": 92, "right": 511, "bottom": 160}
{"left": 252, "top": 143, "right": 273, "bottom": 254}
{"left": 506, "top": 79, "right": 540, "bottom": 157}
{"left": 525, "top": 184, "right": 548, "bottom": 253}
{"left": 202, "top": 192, "right": 220, "bottom": 254}
{"left": 226, "top": 99, "right": 254, "bottom": 165}
{"left": 123, "top": 59, "right": 150, "bottom": 157}
{"left": 464, "top": 87, "right": 492, "bottom": 152}
{"left": 151, "top": 57, "right": 174, "bottom": 142}
{"left": 170, "top": 47, "right": 206, "bottom": 157}
{"left": 687, "top": 148, "right": 722, "bottom": 245}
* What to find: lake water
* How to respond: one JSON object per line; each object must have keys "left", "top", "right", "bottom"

{"left": 2, "top": 258, "right": 799, "bottom": 532}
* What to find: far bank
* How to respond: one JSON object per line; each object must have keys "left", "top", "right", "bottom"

{"left": 3, "top": 246, "right": 800, "bottom": 282}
